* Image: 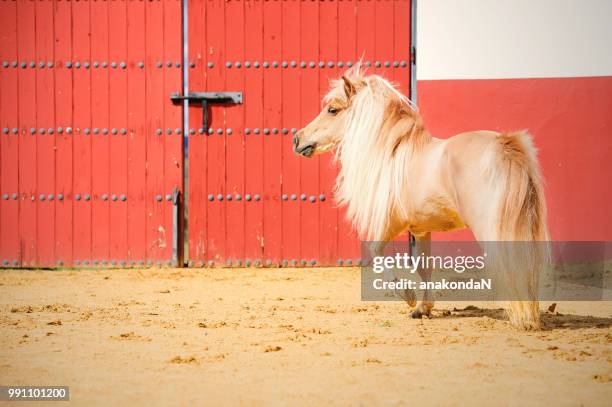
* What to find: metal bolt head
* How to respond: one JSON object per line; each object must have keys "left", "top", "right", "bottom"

{"left": 66, "top": 61, "right": 73, "bottom": 68}
{"left": 300, "top": 61, "right": 306, "bottom": 68}
{"left": 282, "top": 61, "right": 288, "bottom": 68}
{"left": 75, "top": 194, "right": 81, "bottom": 201}
{"left": 138, "top": 61, "right": 144, "bottom": 68}
{"left": 120, "top": 62, "right": 126, "bottom": 69}
{"left": 111, "top": 62, "right": 117, "bottom": 68}
{"left": 328, "top": 61, "right": 334, "bottom": 68}
{"left": 29, "top": 61, "right": 36, "bottom": 68}
{"left": 58, "top": 194, "right": 64, "bottom": 201}
{"left": 207, "top": 128, "right": 214, "bottom": 135}
{"left": 272, "top": 128, "right": 278, "bottom": 134}
{"left": 93, "top": 61, "right": 99, "bottom": 68}
{"left": 253, "top": 128, "right": 260, "bottom": 135}
{"left": 254, "top": 61, "right": 260, "bottom": 68}
{"left": 401, "top": 60, "right": 408, "bottom": 67}
{"left": 318, "top": 61, "right": 325, "bottom": 68}
{"left": 207, "top": 62, "right": 214, "bottom": 68}
{"left": 309, "top": 195, "right": 315, "bottom": 203}
{"left": 282, "top": 194, "right": 288, "bottom": 201}
{"left": 347, "top": 61, "right": 353, "bottom": 67}
{"left": 300, "top": 194, "right": 306, "bottom": 201}
{"left": 84, "top": 194, "right": 91, "bottom": 201}
{"left": 263, "top": 61, "right": 270, "bottom": 68}
{"left": 282, "top": 128, "right": 288, "bottom": 135}
{"left": 217, "top": 194, "right": 223, "bottom": 201}
{"left": 155, "top": 195, "right": 162, "bottom": 202}
{"left": 235, "top": 194, "right": 241, "bottom": 201}
{"left": 102, "top": 62, "right": 108, "bottom": 68}
{"left": 2, "top": 128, "right": 8, "bottom": 134}
{"left": 263, "top": 128, "right": 270, "bottom": 135}
{"left": 291, "top": 61, "right": 297, "bottom": 68}
{"left": 208, "top": 194, "right": 214, "bottom": 201}
{"left": 111, "top": 128, "right": 118, "bottom": 135}
{"left": 393, "top": 61, "right": 399, "bottom": 67}
{"left": 102, "top": 128, "right": 108, "bottom": 135}
{"left": 301, "top": 259, "right": 307, "bottom": 266}
{"left": 244, "top": 61, "right": 251, "bottom": 68}
{"left": 208, "top": 260, "right": 214, "bottom": 267}
{"left": 101, "top": 194, "right": 108, "bottom": 201}
{"left": 290, "top": 194, "right": 297, "bottom": 201}
{"left": 121, "top": 128, "right": 127, "bottom": 135}
{"left": 2, "top": 61, "right": 7, "bottom": 68}
{"left": 112, "top": 194, "right": 118, "bottom": 201}
{"left": 12, "top": 128, "right": 18, "bottom": 134}
{"left": 66, "top": 127, "right": 73, "bottom": 134}
{"left": 39, "top": 194, "right": 45, "bottom": 201}
{"left": 375, "top": 61, "right": 381, "bottom": 68}
{"left": 198, "top": 128, "right": 205, "bottom": 134}
{"left": 166, "top": 128, "right": 172, "bottom": 135}
{"left": 319, "top": 194, "right": 326, "bottom": 201}
{"left": 175, "top": 62, "right": 181, "bottom": 68}
{"left": 384, "top": 61, "right": 391, "bottom": 67}
{"left": 156, "top": 128, "right": 162, "bottom": 136}
{"left": 337, "top": 259, "right": 344, "bottom": 266}
{"left": 254, "top": 194, "right": 261, "bottom": 201}
{"left": 244, "top": 128, "right": 251, "bottom": 135}
{"left": 165, "top": 194, "right": 172, "bottom": 201}
{"left": 175, "top": 128, "right": 181, "bottom": 135}
{"left": 291, "top": 128, "right": 297, "bottom": 134}
{"left": 11, "top": 193, "right": 17, "bottom": 200}
{"left": 245, "top": 194, "right": 252, "bottom": 201}
{"left": 226, "top": 194, "right": 232, "bottom": 201}
{"left": 189, "top": 128, "right": 195, "bottom": 135}
{"left": 30, "top": 127, "right": 36, "bottom": 135}
{"left": 338, "top": 61, "right": 344, "bottom": 68}
{"left": 120, "top": 194, "right": 126, "bottom": 201}
{"left": 226, "top": 128, "right": 233, "bottom": 135}
{"left": 84, "top": 128, "right": 90, "bottom": 135}
{"left": 39, "top": 61, "right": 45, "bottom": 68}
{"left": 216, "top": 128, "right": 223, "bottom": 135}
{"left": 48, "top": 194, "right": 54, "bottom": 201}
{"left": 235, "top": 61, "right": 242, "bottom": 68}
{"left": 309, "top": 61, "right": 316, "bottom": 68}
{"left": 75, "top": 61, "right": 81, "bottom": 68}
{"left": 57, "top": 127, "right": 64, "bottom": 134}
{"left": 226, "top": 61, "right": 232, "bottom": 68}
{"left": 39, "top": 128, "right": 45, "bottom": 134}
{"left": 93, "top": 128, "right": 99, "bottom": 135}
{"left": 2, "top": 194, "right": 8, "bottom": 200}
{"left": 156, "top": 61, "right": 163, "bottom": 68}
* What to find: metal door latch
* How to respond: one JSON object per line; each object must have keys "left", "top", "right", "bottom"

{"left": 170, "top": 92, "right": 243, "bottom": 130}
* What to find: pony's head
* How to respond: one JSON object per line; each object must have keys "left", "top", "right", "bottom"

{"left": 293, "top": 73, "right": 366, "bottom": 157}
{"left": 293, "top": 68, "right": 416, "bottom": 158}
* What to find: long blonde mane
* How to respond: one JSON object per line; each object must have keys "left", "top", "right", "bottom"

{"left": 330, "top": 69, "right": 426, "bottom": 240}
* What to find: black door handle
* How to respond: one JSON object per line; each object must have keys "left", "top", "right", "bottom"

{"left": 170, "top": 92, "right": 243, "bottom": 130}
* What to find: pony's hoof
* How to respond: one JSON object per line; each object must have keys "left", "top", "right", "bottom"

{"left": 411, "top": 310, "right": 423, "bottom": 319}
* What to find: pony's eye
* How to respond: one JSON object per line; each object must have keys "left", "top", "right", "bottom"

{"left": 327, "top": 106, "right": 339, "bottom": 115}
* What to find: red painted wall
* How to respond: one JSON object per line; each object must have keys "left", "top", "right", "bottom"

{"left": 418, "top": 76, "right": 612, "bottom": 241}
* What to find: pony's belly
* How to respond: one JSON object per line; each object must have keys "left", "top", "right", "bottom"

{"left": 408, "top": 207, "right": 467, "bottom": 236}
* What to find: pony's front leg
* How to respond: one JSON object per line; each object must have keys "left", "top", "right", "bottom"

{"left": 369, "top": 241, "right": 416, "bottom": 307}
{"left": 412, "top": 233, "right": 435, "bottom": 318}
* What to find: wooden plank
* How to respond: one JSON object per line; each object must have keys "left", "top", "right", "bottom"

{"left": 145, "top": 0, "right": 165, "bottom": 264}
{"left": 299, "top": 3, "right": 320, "bottom": 267}
{"left": 375, "top": 0, "right": 395, "bottom": 78}
{"left": 0, "top": 0, "right": 19, "bottom": 267}
{"left": 187, "top": 0, "right": 207, "bottom": 266}
{"left": 262, "top": 0, "right": 282, "bottom": 266}
{"left": 127, "top": 0, "right": 147, "bottom": 266}
{"left": 163, "top": 0, "right": 183, "bottom": 265}
{"left": 205, "top": 0, "right": 226, "bottom": 266}
{"left": 280, "top": 1, "right": 301, "bottom": 267}
{"left": 17, "top": 0, "right": 37, "bottom": 266}
{"left": 243, "top": 0, "right": 264, "bottom": 267}
{"left": 108, "top": 0, "right": 128, "bottom": 266}
{"left": 90, "top": 0, "right": 110, "bottom": 266}
{"left": 318, "top": 1, "right": 339, "bottom": 266}
{"left": 337, "top": 0, "right": 360, "bottom": 266}
{"left": 394, "top": 0, "right": 411, "bottom": 95}
{"left": 357, "top": 0, "right": 376, "bottom": 72}
{"left": 71, "top": 0, "right": 90, "bottom": 267}
{"left": 224, "top": 0, "right": 245, "bottom": 266}
{"left": 34, "top": 0, "right": 55, "bottom": 267}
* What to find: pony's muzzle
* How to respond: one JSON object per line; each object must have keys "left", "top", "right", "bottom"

{"left": 293, "top": 134, "right": 316, "bottom": 158}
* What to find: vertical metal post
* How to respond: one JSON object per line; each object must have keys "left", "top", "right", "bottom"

{"left": 180, "top": 0, "right": 189, "bottom": 266}
{"left": 409, "top": 0, "right": 418, "bottom": 254}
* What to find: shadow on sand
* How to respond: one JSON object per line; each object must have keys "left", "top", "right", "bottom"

{"left": 433, "top": 305, "right": 612, "bottom": 331}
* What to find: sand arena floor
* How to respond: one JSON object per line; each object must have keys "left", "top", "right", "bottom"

{"left": 0, "top": 268, "right": 610, "bottom": 406}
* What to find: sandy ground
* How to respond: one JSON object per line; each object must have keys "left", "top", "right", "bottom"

{"left": 0, "top": 268, "right": 610, "bottom": 406}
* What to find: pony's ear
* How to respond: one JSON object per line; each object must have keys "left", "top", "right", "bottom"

{"left": 342, "top": 75, "right": 356, "bottom": 100}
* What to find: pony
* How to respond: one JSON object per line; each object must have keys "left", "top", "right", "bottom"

{"left": 293, "top": 66, "right": 549, "bottom": 330}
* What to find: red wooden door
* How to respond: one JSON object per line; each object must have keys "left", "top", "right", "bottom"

{"left": 0, "top": 0, "right": 183, "bottom": 268}
{"left": 186, "top": 0, "right": 412, "bottom": 267}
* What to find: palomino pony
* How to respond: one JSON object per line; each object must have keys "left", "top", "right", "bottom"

{"left": 293, "top": 67, "right": 548, "bottom": 330}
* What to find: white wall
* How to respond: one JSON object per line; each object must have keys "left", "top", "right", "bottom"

{"left": 417, "top": 0, "right": 612, "bottom": 80}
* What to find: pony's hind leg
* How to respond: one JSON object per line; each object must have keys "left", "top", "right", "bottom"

{"left": 411, "top": 233, "right": 435, "bottom": 319}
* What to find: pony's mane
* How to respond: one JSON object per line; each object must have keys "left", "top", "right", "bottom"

{"left": 329, "top": 68, "right": 428, "bottom": 240}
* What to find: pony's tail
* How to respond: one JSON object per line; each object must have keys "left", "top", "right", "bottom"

{"left": 493, "top": 131, "right": 548, "bottom": 330}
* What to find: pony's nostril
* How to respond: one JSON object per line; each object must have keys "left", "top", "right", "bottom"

{"left": 293, "top": 136, "right": 299, "bottom": 147}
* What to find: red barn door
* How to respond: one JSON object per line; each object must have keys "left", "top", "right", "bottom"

{"left": 0, "top": 0, "right": 182, "bottom": 268}
{"left": 186, "top": 0, "right": 412, "bottom": 267}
